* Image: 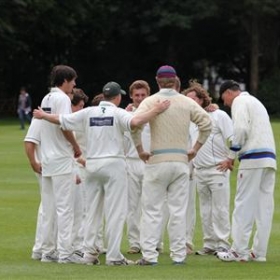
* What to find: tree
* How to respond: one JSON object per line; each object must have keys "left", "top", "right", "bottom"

{"left": 216, "top": 0, "right": 280, "bottom": 95}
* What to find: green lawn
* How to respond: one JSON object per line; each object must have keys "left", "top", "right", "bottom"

{"left": 0, "top": 119, "right": 279, "bottom": 280}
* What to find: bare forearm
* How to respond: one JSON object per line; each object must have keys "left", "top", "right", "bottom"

{"left": 24, "top": 142, "right": 41, "bottom": 174}
{"left": 187, "top": 141, "right": 203, "bottom": 161}
{"left": 62, "top": 130, "right": 81, "bottom": 158}
{"left": 193, "top": 141, "right": 203, "bottom": 153}
{"left": 136, "top": 144, "right": 144, "bottom": 155}
{"left": 130, "top": 99, "right": 170, "bottom": 129}
{"left": 130, "top": 108, "right": 157, "bottom": 129}
{"left": 43, "top": 113, "right": 60, "bottom": 124}
{"left": 62, "top": 130, "right": 78, "bottom": 149}
{"left": 25, "top": 142, "right": 36, "bottom": 164}
{"left": 33, "top": 107, "right": 60, "bottom": 124}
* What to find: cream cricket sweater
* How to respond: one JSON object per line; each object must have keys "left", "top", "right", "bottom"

{"left": 229, "top": 92, "right": 277, "bottom": 170}
{"left": 132, "top": 89, "right": 212, "bottom": 164}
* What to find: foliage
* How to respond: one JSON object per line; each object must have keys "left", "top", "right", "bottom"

{"left": 258, "top": 69, "right": 280, "bottom": 115}
{"left": 0, "top": 0, "right": 279, "bottom": 112}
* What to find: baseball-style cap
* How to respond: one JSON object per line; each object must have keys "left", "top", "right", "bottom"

{"left": 219, "top": 80, "right": 240, "bottom": 96}
{"left": 156, "top": 65, "right": 177, "bottom": 78}
{"left": 102, "top": 81, "right": 126, "bottom": 97}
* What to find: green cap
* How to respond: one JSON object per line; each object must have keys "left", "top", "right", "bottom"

{"left": 102, "top": 81, "right": 126, "bottom": 97}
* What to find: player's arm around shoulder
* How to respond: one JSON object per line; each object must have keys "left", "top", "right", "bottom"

{"left": 130, "top": 98, "right": 170, "bottom": 129}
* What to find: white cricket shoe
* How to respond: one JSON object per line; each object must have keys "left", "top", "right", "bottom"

{"left": 106, "top": 258, "right": 135, "bottom": 266}
{"left": 31, "top": 251, "right": 42, "bottom": 260}
{"left": 83, "top": 252, "right": 100, "bottom": 265}
{"left": 41, "top": 250, "right": 58, "bottom": 263}
{"left": 58, "top": 253, "right": 84, "bottom": 264}
{"left": 249, "top": 252, "right": 266, "bottom": 262}
{"left": 217, "top": 250, "right": 249, "bottom": 262}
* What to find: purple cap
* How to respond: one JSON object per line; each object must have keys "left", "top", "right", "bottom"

{"left": 156, "top": 65, "right": 177, "bottom": 78}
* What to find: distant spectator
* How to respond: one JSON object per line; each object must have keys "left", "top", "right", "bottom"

{"left": 17, "top": 87, "right": 32, "bottom": 129}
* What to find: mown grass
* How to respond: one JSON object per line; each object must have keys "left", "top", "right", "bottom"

{"left": 0, "top": 119, "right": 279, "bottom": 280}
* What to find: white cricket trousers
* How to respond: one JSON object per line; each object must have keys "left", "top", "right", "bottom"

{"left": 41, "top": 173, "right": 75, "bottom": 259}
{"left": 73, "top": 167, "right": 105, "bottom": 252}
{"left": 186, "top": 177, "right": 196, "bottom": 250}
{"left": 33, "top": 174, "right": 57, "bottom": 255}
{"left": 140, "top": 162, "right": 189, "bottom": 263}
{"left": 231, "top": 168, "right": 275, "bottom": 258}
{"left": 32, "top": 174, "right": 43, "bottom": 255}
{"left": 196, "top": 167, "right": 231, "bottom": 249}
{"left": 126, "top": 158, "right": 145, "bottom": 249}
{"left": 71, "top": 176, "right": 85, "bottom": 252}
{"left": 83, "top": 158, "right": 128, "bottom": 262}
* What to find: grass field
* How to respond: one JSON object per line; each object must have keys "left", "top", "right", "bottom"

{"left": 0, "top": 118, "right": 279, "bottom": 280}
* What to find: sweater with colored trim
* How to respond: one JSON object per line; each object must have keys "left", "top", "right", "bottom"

{"left": 229, "top": 92, "right": 277, "bottom": 170}
{"left": 132, "top": 88, "right": 212, "bottom": 164}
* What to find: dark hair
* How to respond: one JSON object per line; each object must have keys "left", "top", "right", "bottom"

{"left": 219, "top": 80, "right": 240, "bottom": 96}
{"left": 50, "top": 65, "right": 77, "bottom": 87}
{"left": 71, "top": 88, "right": 88, "bottom": 106}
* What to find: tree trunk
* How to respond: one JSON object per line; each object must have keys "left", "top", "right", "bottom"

{"left": 250, "top": 15, "right": 259, "bottom": 96}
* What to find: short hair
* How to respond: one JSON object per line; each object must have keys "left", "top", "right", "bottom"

{"left": 71, "top": 88, "right": 88, "bottom": 106}
{"left": 182, "top": 80, "right": 212, "bottom": 108}
{"left": 175, "top": 77, "right": 181, "bottom": 92}
{"left": 219, "top": 80, "right": 240, "bottom": 96}
{"left": 156, "top": 77, "right": 177, "bottom": 89}
{"left": 129, "top": 80, "right": 151, "bottom": 96}
{"left": 50, "top": 65, "right": 77, "bottom": 87}
{"left": 91, "top": 93, "right": 105, "bottom": 106}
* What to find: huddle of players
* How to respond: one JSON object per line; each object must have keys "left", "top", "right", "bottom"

{"left": 25, "top": 64, "right": 276, "bottom": 265}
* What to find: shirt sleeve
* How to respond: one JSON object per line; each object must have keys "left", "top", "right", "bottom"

{"left": 60, "top": 108, "right": 87, "bottom": 132}
{"left": 130, "top": 99, "right": 150, "bottom": 148}
{"left": 24, "top": 118, "right": 41, "bottom": 145}
{"left": 190, "top": 101, "right": 212, "bottom": 144}
{"left": 230, "top": 98, "right": 250, "bottom": 151}
{"left": 116, "top": 108, "right": 134, "bottom": 132}
{"left": 218, "top": 110, "right": 234, "bottom": 141}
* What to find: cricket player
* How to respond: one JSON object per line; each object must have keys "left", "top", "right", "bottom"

{"left": 185, "top": 81, "right": 233, "bottom": 256}
{"left": 217, "top": 80, "right": 277, "bottom": 262}
{"left": 132, "top": 65, "right": 212, "bottom": 265}
{"left": 24, "top": 118, "right": 57, "bottom": 261}
{"left": 39, "top": 65, "right": 82, "bottom": 264}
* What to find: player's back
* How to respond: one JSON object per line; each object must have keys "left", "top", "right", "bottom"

{"left": 40, "top": 88, "right": 73, "bottom": 176}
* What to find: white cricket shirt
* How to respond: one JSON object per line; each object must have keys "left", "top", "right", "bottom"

{"left": 40, "top": 87, "right": 74, "bottom": 176}
{"left": 59, "top": 101, "right": 133, "bottom": 160}
{"left": 193, "top": 109, "right": 233, "bottom": 168}
{"left": 24, "top": 118, "right": 42, "bottom": 162}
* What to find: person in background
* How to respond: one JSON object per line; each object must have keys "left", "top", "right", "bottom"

{"left": 17, "top": 86, "right": 32, "bottom": 129}
{"left": 217, "top": 80, "right": 277, "bottom": 262}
